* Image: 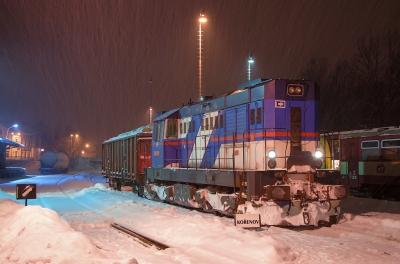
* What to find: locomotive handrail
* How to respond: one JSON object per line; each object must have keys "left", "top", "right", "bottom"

{"left": 180, "top": 131, "right": 236, "bottom": 170}
{"left": 319, "top": 130, "right": 341, "bottom": 170}
{"left": 241, "top": 127, "right": 288, "bottom": 171}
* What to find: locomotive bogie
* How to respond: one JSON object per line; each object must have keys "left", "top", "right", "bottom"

{"left": 141, "top": 181, "right": 239, "bottom": 215}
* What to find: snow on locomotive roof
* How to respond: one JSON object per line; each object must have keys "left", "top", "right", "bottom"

{"left": 339, "top": 126, "right": 400, "bottom": 138}
{"left": 103, "top": 125, "right": 151, "bottom": 143}
{"left": 236, "top": 78, "right": 271, "bottom": 90}
{"left": 152, "top": 107, "right": 181, "bottom": 122}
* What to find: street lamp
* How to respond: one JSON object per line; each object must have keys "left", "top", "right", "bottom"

{"left": 70, "top": 134, "right": 78, "bottom": 156}
{"left": 6, "top": 124, "right": 18, "bottom": 139}
{"left": 248, "top": 54, "right": 254, "bottom": 81}
{"left": 198, "top": 9, "right": 207, "bottom": 101}
{"left": 149, "top": 76, "right": 153, "bottom": 127}
{"left": 70, "top": 134, "right": 73, "bottom": 151}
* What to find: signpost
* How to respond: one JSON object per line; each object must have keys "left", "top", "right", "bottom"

{"left": 234, "top": 213, "right": 261, "bottom": 229}
{"left": 16, "top": 184, "right": 37, "bottom": 206}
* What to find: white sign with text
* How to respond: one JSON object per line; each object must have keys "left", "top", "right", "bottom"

{"left": 234, "top": 214, "right": 261, "bottom": 228}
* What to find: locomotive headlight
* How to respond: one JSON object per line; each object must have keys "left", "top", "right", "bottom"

{"left": 268, "top": 159, "right": 277, "bottom": 169}
{"left": 287, "top": 84, "right": 304, "bottom": 96}
{"left": 315, "top": 159, "right": 323, "bottom": 169}
{"left": 314, "top": 150, "right": 323, "bottom": 159}
{"left": 267, "top": 150, "right": 276, "bottom": 159}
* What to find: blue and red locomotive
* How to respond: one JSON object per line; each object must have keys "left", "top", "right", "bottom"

{"left": 102, "top": 78, "right": 349, "bottom": 226}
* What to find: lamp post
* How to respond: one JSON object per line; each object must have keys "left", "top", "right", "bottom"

{"left": 70, "top": 134, "right": 78, "bottom": 156}
{"left": 198, "top": 9, "right": 207, "bottom": 101}
{"left": 6, "top": 124, "right": 18, "bottom": 139}
{"left": 70, "top": 134, "right": 73, "bottom": 154}
{"left": 149, "top": 76, "right": 153, "bottom": 128}
{"left": 248, "top": 54, "right": 254, "bottom": 81}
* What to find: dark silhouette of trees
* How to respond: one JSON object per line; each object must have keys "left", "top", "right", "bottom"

{"left": 302, "top": 30, "right": 400, "bottom": 131}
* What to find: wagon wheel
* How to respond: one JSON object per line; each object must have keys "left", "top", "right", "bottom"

{"left": 135, "top": 184, "right": 145, "bottom": 197}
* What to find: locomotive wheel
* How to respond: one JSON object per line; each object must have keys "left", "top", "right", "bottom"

{"left": 213, "top": 210, "right": 223, "bottom": 217}
{"left": 132, "top": 182, "right": 144, "bottom": 197}
{"left": 202, "top": 201, "right": 213, "bottom": 212}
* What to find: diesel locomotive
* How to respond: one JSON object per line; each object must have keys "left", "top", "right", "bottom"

{"left": 102, "top": 78, "right": 349, "bottom": 226}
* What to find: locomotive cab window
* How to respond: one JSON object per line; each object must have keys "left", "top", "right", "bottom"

{"left": 157, "top": 121, "right": 165, "bottom": 141}
{"left": 361, "top": 140, "right": 379, "bottom": 160}
{"left": 166, "top": 119, "right": 178, "bottom": 139}
{"left": 152, "top": 123, "right": 158, "bottom": 141}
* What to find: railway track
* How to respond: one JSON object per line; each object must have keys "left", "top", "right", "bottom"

{"left": 111, "top": 223, "right": 170, "bottom": 250}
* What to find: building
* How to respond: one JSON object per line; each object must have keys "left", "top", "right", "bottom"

{"left": 0, "top": 123, "right": 42, "bottom": 161}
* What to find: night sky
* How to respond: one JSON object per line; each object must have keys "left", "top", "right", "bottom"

{"left": 1, "top": 0, "right": 399, "bottom": 146}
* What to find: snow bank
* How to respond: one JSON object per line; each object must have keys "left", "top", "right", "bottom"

{"left": 0, "top": 198, "right": 137, "bottom": 264}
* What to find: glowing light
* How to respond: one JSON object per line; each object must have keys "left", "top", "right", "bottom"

{"left": 247, "top": 54, "right": 254, "bottom": 81}
{"left": 268, "top": 150, "right": 276, "bottom": 159}
{"left": 314, "top": 150, "right": 323, "bottom": 159}
{"left": 6, "top": 124, "right": 18, "bottom": 138}
{"left": 199, "top": 9, "right": 207, "bottom": 23}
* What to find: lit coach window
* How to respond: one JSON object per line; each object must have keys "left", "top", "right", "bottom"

{"left": 287, "top": 84, "right": 304, "bottom": 96}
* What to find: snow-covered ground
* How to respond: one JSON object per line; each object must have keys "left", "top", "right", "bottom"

{"left": 1, "top": 173, "right": 400, "bottom": 263}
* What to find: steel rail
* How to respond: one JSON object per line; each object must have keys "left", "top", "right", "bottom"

{"left": 111, "top": 223, "right": 169, "bottom": 250}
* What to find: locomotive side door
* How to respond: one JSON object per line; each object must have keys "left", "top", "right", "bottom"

{"left": 342, "top": 138, "right": 360, "bottom": 188}
{"left": 290, "top": 107, "right": 302, "bottom": 152}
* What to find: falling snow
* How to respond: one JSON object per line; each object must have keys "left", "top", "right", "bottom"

{"left": 1, "top": 0, "right": 399, "bottom": 143}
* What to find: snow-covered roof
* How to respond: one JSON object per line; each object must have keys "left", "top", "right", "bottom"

{"left": 103, "top": 125, "right": 152, "bottom": 143}
{"left": 339, "top": 126, "right": 400, "bottom": 139}
{"left": 0, "top": 137, "right": 25, "bottom": 148}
